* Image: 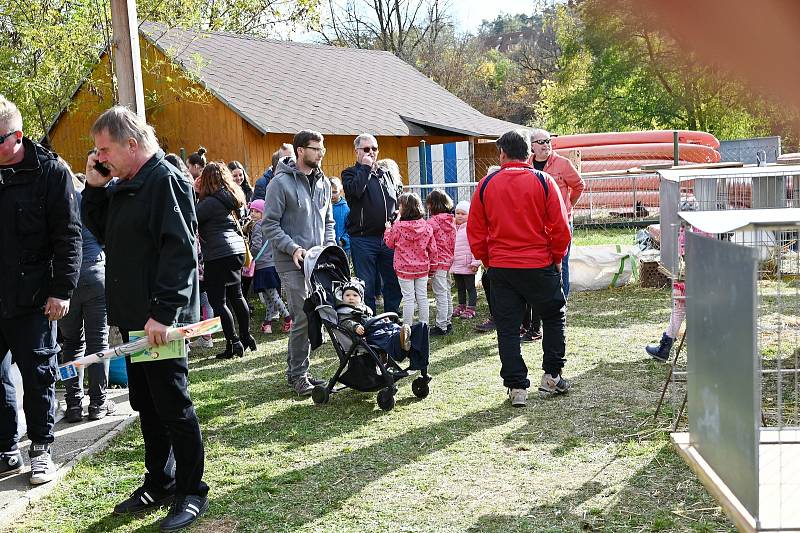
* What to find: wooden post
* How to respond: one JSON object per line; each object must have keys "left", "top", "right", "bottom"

{"left": 110, "top": 0, "right": 145, "bottom": 118}
{"left": 566, "top": 148, "right": 582, "bottom": 173}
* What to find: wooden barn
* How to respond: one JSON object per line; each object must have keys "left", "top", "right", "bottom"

{"left": 47, "top": 23, "right": 521, "bottom": 183}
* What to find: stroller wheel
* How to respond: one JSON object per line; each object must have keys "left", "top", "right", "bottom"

{"left": 377, "top": 388, "right": 396, "bottom": 411}
{"left": 412, "top": 377, "right": 430, "bottom": 399}
{"left": 312, "top": 385, "right": 330, "bottom": 405}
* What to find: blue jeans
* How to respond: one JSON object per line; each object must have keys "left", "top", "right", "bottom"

{"left": 562, "top": 239, "right": 572, "bottom": 299}
{"left": 350, "top": 236, "right": 402, "bottom": 314}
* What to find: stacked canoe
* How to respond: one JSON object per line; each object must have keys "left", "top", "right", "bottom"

{"left": 553, "top": 130, "right": 721, "bottom": 213}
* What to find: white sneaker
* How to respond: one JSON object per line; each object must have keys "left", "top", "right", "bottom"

{"left": 538, "top": 373, "right": 571, "bottom": 396}
{"left": 29, "top": 444, "right": 56, "bottom": 485}
{"left": 507, "top": 388, "right": 527, "bottom": 407}
{"left": 189, "top": 336, "right": 214, "bottom": 349}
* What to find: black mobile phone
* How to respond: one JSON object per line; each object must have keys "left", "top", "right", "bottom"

{"left": 93, "top": 160, "right": 111, "bottom": 177}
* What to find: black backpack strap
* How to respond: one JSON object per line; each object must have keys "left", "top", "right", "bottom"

{"left": 479, "top": 167, "right": 549, "bottom": 204}
{"left": 527, "top": 168, "right": 549, "bottom": 200}
{"left": 478, "top": 169, "right": 502, "bottom": 205}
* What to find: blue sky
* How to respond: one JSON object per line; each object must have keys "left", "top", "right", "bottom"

{"left": 455, "top": 0, "right": 536, "bottom": 33}
{"left": 286, "top": 0, "right": 537, "bottom": 41}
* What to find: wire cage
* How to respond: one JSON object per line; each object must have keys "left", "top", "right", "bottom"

{"left": 658, "top": 165, "right": 800, "bottom": 277}
{"left": 653, "top": 165, "right": 800, "bottom": 429}
{"left": 671, "top": 208, "right": 800, "bottom": 532}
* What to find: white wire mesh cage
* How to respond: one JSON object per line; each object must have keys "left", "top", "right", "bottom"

{"left": 672, "top": 208, "right": 800, "bottom": 532}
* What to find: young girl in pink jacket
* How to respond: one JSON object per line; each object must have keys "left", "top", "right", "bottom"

{"left": 450, "top": 200, "right": 481, "bottom": 319}
{"left": 426, "top": 190, "right": 456, "bottom": 336}
{"left": 384, "top": 193, "right": 437, "bottom": 326}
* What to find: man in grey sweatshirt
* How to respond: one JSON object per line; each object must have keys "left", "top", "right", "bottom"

{"left": 262, "top": 130, "right": 336, "bottom": 395}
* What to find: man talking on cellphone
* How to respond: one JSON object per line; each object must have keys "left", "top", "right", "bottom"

{"left": 82, "top": 106, "right": 208, "bottom": 531}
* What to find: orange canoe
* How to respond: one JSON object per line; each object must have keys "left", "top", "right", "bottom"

{"left": 551, "top": 130, "right": 720, "bottom": 150}
{"left": 558, "top": 143, "right": 721, "bottom": 163}
{"left": 580, "top": 159, "right": 693, "bottom": 172}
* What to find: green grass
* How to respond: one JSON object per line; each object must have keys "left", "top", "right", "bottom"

{"left": 572, "top": 227, "right": 637, "bottom": 247}
{"left": 12, "top": 285, "right": 735, "bottom": 532}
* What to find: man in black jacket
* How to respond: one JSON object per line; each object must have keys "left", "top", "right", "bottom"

{"left": 342, "top": 134, "right": 403, "bottom": 314}
{"left": 0, "top": 96, "right": 81, "bottom": 485}
{"left": 82, "top": 106, "right": 207, "bottom": 532}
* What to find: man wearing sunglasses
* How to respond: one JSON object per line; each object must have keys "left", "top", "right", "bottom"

{"left": 0, "top": 95, "right": 82, "bottom": 485}
{"left": 528, "top": 129, "right": 584, "bottom": 299}
{"left": 341, "top": 133, "right": 403, "bottom": 315}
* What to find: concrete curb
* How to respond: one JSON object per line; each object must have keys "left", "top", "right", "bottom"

{"left": 0, "top": 413, "right": 139, "bottom": 532}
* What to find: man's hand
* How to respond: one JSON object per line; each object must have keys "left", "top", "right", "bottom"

{"left": 44, "top": 297, "right": 70, "bottom": 321}
{"left": 85, "top": 151, "right": 113, "bottom": 188}
{"left": 355, "top": 325, "right": 365, "bottom": 336}
{"left": 292, "top": 247, "right": 306, "bottom": 269}
{"left": 470, "top": 265, "right": 479, "bottom": 273}
{"left": 359, "top": 152, "right": 376, "bottom": 168}
{"left": 144, "top": 318, "right": 170, "bottom": 346}
{"left": 555, "top": 262, "right": 563, "bottom": 272}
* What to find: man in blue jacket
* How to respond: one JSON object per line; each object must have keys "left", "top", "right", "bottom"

{"left": 342, "top": 134, "right": 403, "bottom": 314}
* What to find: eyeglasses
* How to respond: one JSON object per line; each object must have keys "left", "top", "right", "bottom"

{"left": 0, "top": 131, "right": 17, "bottom": 144}
{"left": 532, "top": 138, "right": 551, "bottom": 146}
{"left": 360, "top": 146, "right": 379, "bottom": 153}
{"left": 302, "top": 145, "right": 326, "bottom": 155}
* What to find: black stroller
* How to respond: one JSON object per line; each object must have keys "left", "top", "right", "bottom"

{"left": 302, "top": 245, "right": 431, "bottom": 411}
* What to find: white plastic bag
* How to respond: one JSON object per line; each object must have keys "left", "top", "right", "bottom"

{"left": 569, "top": 245, "right": 639, "bottom": 292}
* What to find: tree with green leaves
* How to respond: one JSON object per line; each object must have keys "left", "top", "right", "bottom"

{"left": 0, "top": 0, "right": 320, "bottom": 142}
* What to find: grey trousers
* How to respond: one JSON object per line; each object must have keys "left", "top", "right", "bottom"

{"left": 277, "top": 269, "right": 311, "bottom": 383}
{"left": 58, "top": 267, "right": 110, "bottom": 407}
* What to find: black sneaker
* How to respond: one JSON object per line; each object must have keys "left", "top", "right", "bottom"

{"left": 0, "top": 450, "right": 23, "bottom": 478}
{"left": 159, "top": 494, "right": 208, "bottom": 531}
{"left": 520, "top": 329, "right": 542, "bottom": 343}
{"left": 430, "top": 326, "right": 449, "bottom": 337}
{"left": 65, "top": 405, "right": 83, "bottom": 423}
{"left": 114, "top": 485, "right": 175, "bottom": 515}
{"left": 88, "top": 400, "right": 117, "bottom": 421}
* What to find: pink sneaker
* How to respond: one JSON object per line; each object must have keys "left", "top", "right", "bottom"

{"left": 281, "top": 317, "right": 293, "bottom": 333}
{"left": 260, "top": 321, "right": 273, "bottom": 334}
{"left": 460, "top": 307, "right": 476, "bottom": 319}
{"left": 452, "top": 304, "right": 466, "bottom": 318}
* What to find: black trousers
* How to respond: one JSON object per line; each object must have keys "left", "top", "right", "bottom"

{"left": 0, "top": 313, "right": 58, "bottom": 451}
{"left": 121, "top": 330, "right": 208, "bottom": 497}
{"left": 489, "top": 266, "right": 567, "bottom": 389}
{"left": 482, "top": 268, "right": 494, "bottom": 317}
{"left": 204, "top": 254, "right": 251, "bottom": 343}
{"left": 453, "top": 274, "right": 477, "bottom": 307}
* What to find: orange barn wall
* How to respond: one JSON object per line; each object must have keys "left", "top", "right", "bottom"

{"left": 49, "top": 41, "right": 471, "bottom": 184}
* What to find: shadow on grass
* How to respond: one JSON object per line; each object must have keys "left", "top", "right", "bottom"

{"left": 464, "top": 445, "right": 730, "bottom": 533}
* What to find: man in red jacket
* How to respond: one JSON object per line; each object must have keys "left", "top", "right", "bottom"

{"left": 467, "top": 129, "right": 572, "bottom": 407}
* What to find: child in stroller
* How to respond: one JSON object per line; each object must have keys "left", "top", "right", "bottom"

{"left": 303, "top": 245, "right": 430, "bottom": 411}
{"left": 337, "top": 278, "right": 412, "bottom": 356}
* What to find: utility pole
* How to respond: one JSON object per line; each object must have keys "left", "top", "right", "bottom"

{"left": 110, "top": 0, "right": 145, "bottom": 118}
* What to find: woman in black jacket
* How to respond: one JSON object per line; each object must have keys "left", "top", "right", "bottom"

{"left": 196, "top": 162, "right": 256, "bottom": 358}
{"left": 227, "top": 160, "right": 253, "bottom": 203}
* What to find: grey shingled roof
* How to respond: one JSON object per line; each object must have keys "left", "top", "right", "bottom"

{"left": 140, "top": 22, "right": 522, "bottom": 137}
